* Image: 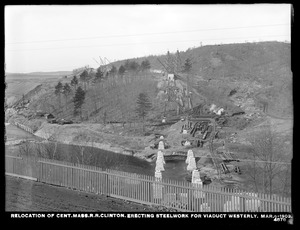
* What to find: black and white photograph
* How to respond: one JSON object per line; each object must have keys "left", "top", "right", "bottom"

{"left": 4, "top": 4, "right": 293, "bottom": 222}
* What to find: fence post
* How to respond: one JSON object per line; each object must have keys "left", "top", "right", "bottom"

{"left": 187, "top": 185, "right": 193, "bottom": 211}
{"left": 105, "top": 171, "right": 109, "bottom": 196}
{"left": 71, "top": 167, "right": 74, "bottom": 189}
{"left": 36, "top": 158, "right": 40, "bottom": 182}
{"left": 149, "top": 177, "right": 154, "bottom": 204}
{"left": 147, "top": 176, "right": 152, "bottom": 203}
{"left": 239, "top": 196, "right": 245, "bottom": 212}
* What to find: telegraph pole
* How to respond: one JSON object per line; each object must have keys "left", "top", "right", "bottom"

{"left": 166, "top": 51, "right": 172, "bottom": 73}
{"left": 176, "top": 50, "right": 182, "bottom": 73}
{"left": 158, "top": 51, "right": 187, "bottom": 117}
{"left": 184, "top": 57, "right": 193, "bottom": 111}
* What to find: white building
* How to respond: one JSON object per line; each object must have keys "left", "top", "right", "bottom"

{"left": 167, "top": 73, "right": 175, "bottom": 82}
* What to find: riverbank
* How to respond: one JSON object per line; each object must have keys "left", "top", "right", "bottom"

{"left": 20, "top": 122, "right": 157, "bottom": 162}
{"left": 31, "top": 121, "right": 216, "bottom": 163}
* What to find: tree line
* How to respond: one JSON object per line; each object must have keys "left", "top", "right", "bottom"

{"left": 53, "top": 58, "right": 152, "bottom": 121}
{"left": 54, "top": 76, "right": 86, "bottom": 118}
{"left": 52, "top": 55, "right": 193, "bottom": 129}
{"left": 52, "top": 55, "right": 193, "bottom": 128}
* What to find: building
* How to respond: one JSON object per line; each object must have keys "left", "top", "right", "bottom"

{"left": 45, "top": 113, "right": 55, "bottom": 120}
{"left": 35, "top": 111, "right": 47, "bottom": 117}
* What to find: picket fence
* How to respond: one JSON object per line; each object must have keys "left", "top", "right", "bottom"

{"left": 5, "top": 155, "right": 291, "bottom": 212}
{"left": 13, "top": 122, "right": 34, "bottom": 134}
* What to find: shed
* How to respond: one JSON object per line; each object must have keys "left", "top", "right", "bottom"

{"left": 167, "top": 74, "right": 175, "bottom": 82}
{"left": 35, "top": 111, "right": 47, "bottom": 117}
{"left": 45, "top": 113, "right": 55, "bottom": 119}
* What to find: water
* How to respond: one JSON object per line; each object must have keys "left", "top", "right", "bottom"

{"left": 159, "top": 160, "right": 190, "bottom": 181}
{"left": 19, "top": 142, "right": 190, "bottom": 182}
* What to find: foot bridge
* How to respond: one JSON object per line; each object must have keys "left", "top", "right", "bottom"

{"left": 154, "top": 116, "right": 223, "bottom": 180}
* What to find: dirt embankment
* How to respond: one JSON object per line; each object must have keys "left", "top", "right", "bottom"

{"left": 32, "top": 120, "right": 216, "bottom": 163}
{"left": 34, "top": 122, "right": 157, "bottom": 161}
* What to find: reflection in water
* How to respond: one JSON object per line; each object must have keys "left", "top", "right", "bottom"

{"left": 19, "top": 142, "right": 189, "bottom": 182}
{"left": 159, "top": 160, "right": 189, "bottom": 181}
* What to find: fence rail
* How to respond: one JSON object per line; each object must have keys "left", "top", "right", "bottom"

{"left": 5, "top": 155, "right": 291, "bottom": 212}
{"left": 13, "top": 122, "right": 34, "bottom": 134}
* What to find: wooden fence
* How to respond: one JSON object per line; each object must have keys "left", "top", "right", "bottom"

{"left": 5, "top": 155, "right": 292, "bottom": 212}
{"left": 13, "top": 122, "right": 34, "bottom": 134}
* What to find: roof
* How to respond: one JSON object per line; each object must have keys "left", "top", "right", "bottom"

{"left": 227, "top": 106, "right": 245, "bottom": 116}
{"left": 45, "top": 113, "right": 55, "bottom": 118}
{"left": 36, "top": 111, "right": 47, "bottom": 115}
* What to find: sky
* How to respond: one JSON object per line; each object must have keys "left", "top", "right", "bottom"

{"left": 5, "top": 4, "right": 291, "bottom": 73}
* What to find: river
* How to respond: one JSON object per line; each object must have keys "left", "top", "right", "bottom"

{"left": 7, "top": 140, "right": 190, "bottom": 182}
{"left": 5, "top": 123, "right": 191, "bottom": 182}
{"left": 53, "top": 143, "right": 191, "bottom": 182}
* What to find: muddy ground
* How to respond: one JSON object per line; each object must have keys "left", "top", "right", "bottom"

{"left": 5, "top": 176, "right": 171, "bottom": 212}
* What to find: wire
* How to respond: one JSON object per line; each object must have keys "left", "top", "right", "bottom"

{"left": 6, "top": 23, "right": 289, "bottom": 45}
{"left": 5, "top": 34, "right": 289, "bottom": 52}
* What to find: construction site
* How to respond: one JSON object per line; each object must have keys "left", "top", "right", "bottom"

{"left": 5, "top": 41, "right": 292, "bottom": 197}
{"left": 5, "top": 4, "right": 294, "bottom": 215}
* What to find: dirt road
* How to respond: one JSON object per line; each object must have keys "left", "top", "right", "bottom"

{"left": 5, "top": 176, "right": 164, "bottom": 212}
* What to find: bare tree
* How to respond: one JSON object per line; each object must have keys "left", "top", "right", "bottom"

{"left": 43, "top": 141, "right": 58, "bottom": 160}
{"left": 79, "top": 145, "right": 86, "bottom": 164}
{"left": 33, "top": 142, "right": 45, "bottom": 158}
{"left": 246, "top": 126, "right": 291, "bottom": 196}
{"left": 90, "top": 87, "right": 100, "bottom": 114}
{"left": 135, "top": 92, "right": 152, "bottom": 133}
{"left": 18, "top": 141, "right": 33, "bottom": 157}
{"left": 279, "top": 165, "right": 291, "bottom": 197}
{"left": 114, "top": 79, "right": 128, "bottom": 128}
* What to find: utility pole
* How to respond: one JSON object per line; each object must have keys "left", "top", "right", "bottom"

{"left": 188, "top": 82, "right": 193, "bottom": 110}
{"left": 158, "top": 51, "right": 186, "bottom": 117}
{"left": 176, "top": 49, "right": 182, "bottom": 73}
{"left": 166, "top": 51, "right": 172, "bottom": 73}
{"left": 184, "top": 57, "right": 194, "bottom": 111}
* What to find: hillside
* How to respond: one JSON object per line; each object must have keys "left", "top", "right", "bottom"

{"left": 5, "top": 71, "right": 72, "bottom": 107}
{"left": 6, "top": 71, "right": 72, "bottom": 78}
{"left": 6, "top": 41, "right": 292, "bottom": 125}
{"left": 110, "top": 41, "right": 292, "bottom": 119}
